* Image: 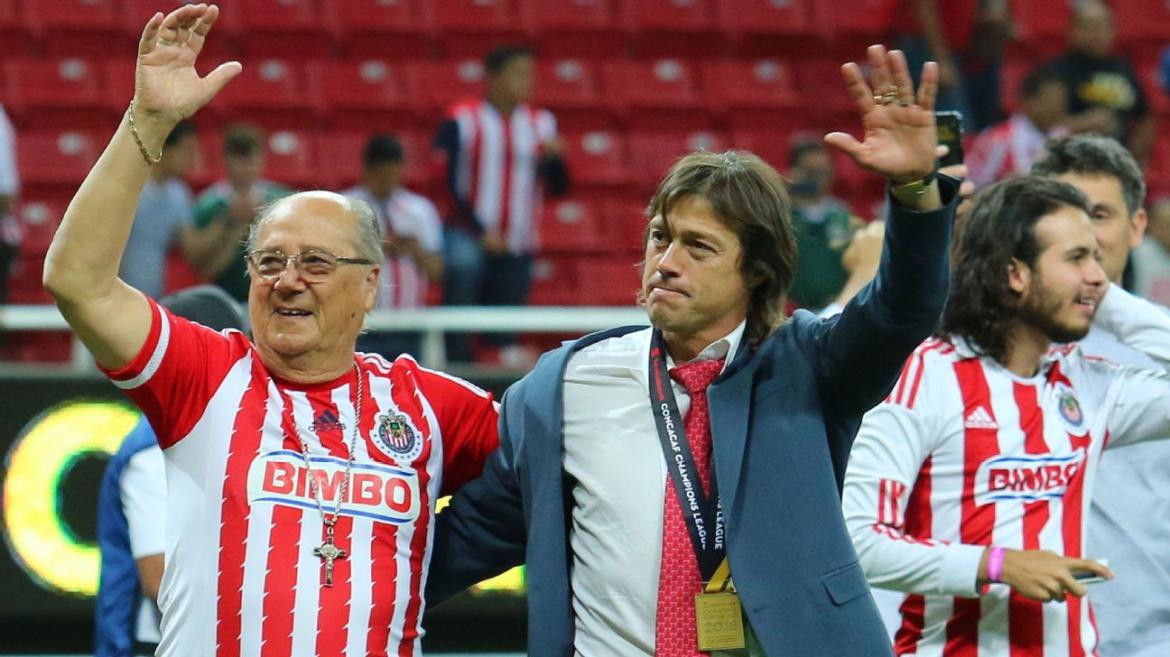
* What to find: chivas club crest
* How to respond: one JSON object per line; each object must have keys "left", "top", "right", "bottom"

{"left": 374, "top": 412, "right": 423, "bottom": 462}
{"left": 1056, "top": 385, "right": 1085, "bottom": 433}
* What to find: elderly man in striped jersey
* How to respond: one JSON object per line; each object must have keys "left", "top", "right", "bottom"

{"left": 42, "top": 6, "right": 500, "bottom": 656}
{"left": 843, "top": 174, "right": 1170, "bottom": 656}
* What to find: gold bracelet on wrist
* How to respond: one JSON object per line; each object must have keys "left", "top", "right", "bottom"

{"left": 890, "top": 171, "right": 938, "bottom": 198}
{"left": 127, "top": 100, "right": 163, "bottom": 166}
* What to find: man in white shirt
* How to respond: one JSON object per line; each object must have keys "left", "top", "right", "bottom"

{"left": 430, "top": 46, "right": 959, "bottom": 657}
{"left": 343, "top": 134, "right": 442, "bottom": 359}
{"left": 1032, "top": 135, "right": 1170, "bottom": 657}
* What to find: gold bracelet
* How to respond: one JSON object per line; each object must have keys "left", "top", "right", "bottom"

{"left": 126, "top": 100, "right": 163, "bottom": 166}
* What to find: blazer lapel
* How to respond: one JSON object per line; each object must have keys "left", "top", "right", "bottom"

{"left": 707, "top": 339, "right": 758, "bottom": 513}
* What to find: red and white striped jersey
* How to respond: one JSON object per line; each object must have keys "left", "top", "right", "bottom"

{"left": 343, "top": 185, "right": 443, "bottom": 309}
{"left": 447, "top": 98, "right": 557, "bottom": 254}
{"left": 843, "top": 285, "right": 1170, "bottom": 657}
{"left": 102, "top": 298, "right": 500, "bottom": 657}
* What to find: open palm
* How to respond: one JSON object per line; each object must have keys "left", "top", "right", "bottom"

{"left": 134, "top": 4, "right": 240, "bottom": 124}
{"left": 825, "top": 46, "right": 939, "bottom": 184}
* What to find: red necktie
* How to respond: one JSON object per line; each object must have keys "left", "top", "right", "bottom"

{"left": 655, "top": 358, "right": 725, "bottom": 657}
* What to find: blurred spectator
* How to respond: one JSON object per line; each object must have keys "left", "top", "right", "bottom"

{"left": 191, "top": 125, "right": 292, "bottom": 302}
{"left": 896, "top": 0, "right": 1013, "bottom": 132}
{"left": 1046, "top": 0, "right": 1154, "bottom": 164}
{"left": 1133, "top": 198, "right": 1170, "bottom": 307}
{"left": 966, "top": 66, "right": 1069, "bottom": 189}
{"left": 433, "top": 45, "right": 570, "bottom": 365}
{"left": 343, "top": 134, "right": 443, "bottom": 359}
{"left": 0, "top": 104, "right": 18, "bottom": 309}
{"left": 119, "top": 121, "right": 215, "bottom": 298}
{"left": 786, "top": 136, "right": 862, "bottom": 311}
{"left": 95, "top": 285, "right": 247, "bottom": 657}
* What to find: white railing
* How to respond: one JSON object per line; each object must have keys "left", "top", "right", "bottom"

{"left": 0, "top": 305, "right": 650, "bottom": 370}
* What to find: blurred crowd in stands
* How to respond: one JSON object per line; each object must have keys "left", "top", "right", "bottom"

{"left": 2, "top": 0, "right": 1170, "bottom": 366}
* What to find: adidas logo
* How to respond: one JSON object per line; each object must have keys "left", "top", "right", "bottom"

{"left": 310, "top": 409, "right": 346, "bottom": 433}
{"left": 964, "top": 406, "right": 998, "bottom": 430}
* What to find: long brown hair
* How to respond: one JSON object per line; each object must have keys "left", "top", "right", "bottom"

{"left": 645, "top": 151, "right": 797, "bottom": 346}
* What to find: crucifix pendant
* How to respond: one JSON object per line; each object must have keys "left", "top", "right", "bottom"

{"left": 313, "top": 524, "right": 347, "bottom": 587}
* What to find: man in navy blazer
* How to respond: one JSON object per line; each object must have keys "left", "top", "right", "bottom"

{"left": 427, "top": 46, "right": 959, "bottom": 657}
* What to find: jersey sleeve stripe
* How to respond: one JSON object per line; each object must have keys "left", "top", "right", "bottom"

{"left": 414, "top": 361, "right": 493, "bottom": 400}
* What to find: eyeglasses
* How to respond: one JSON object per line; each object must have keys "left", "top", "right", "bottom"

{"left": 245, "top": 248, "right": 375, "bottom": 282}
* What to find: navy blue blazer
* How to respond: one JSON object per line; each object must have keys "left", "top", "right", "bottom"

{"left": 427, "top": 180, "right": 958, "bottom": 657}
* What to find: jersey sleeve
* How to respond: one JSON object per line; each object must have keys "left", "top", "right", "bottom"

{"left": 411, "top": 362, "right": 501, "bottom": 495}
{"left": 1093, "top": 285, "right": 1170, "bottom": 447}
{"left": 843, "top": 383, "right": 986, "bottom": 598}
{"left": 99, "top": 297, "right": 250, "bottom": 448}
{"left": 121, "top": 445, "right": 167, "bottom": 559}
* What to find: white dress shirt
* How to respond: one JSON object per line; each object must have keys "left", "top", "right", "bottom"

{"left": 562, "top": 321, "right": 745, "bottom": 657}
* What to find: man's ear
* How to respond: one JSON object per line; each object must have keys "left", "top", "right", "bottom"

{"left": 1008, "top": 258, "right": 1031, "bottom": 295}
{"left": 1129, "top": 207, "right": 1149, "bottom": 248}
{"left": 365, "top": 266, "right": 380, "bottom": 312}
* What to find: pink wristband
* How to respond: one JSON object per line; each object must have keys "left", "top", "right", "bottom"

{"left": 987, "top": 546, "right": 1006, "bottom": 583}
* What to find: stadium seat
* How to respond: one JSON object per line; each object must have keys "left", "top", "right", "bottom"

{"left": 213, "top": 58, "right": 315, "bottom": 127}
{"left": 602, "top": 59, "right": 709, "bottom": 129}
{"left": 1007, "top": 0, "right": 1070, "bottom": 41}
{"left": 431, "top": 0, "right": 525, "bottom": 55}
{"left": 23, "top": 0, "right": 118, "bottom": 33}
{"left": 529, "top": 254, "right": 581, "bottom": 306}
{"left": 188, "top": 127, "right": 224, "bottom": 190}
{"left": 15, "top": 198, "right": 67, "bottom": 258}
{"left": 310, "top": 59, "right": 417, "bottom": 123}
{"left": 518, "top": 0, "right": 622, "bottom": 58}
{"left": 410, "top": 59, "right": 486, "bottom": 114}
{"left": 627, "top": 130, "right": 728, "bottom": 187}
{"left": 622, "top": 0, "right": 712, "bottom": 33}
{"left": 0, "top": 0, "right": 27, "bottom": 56}
{"left": 535, "top": 59, "right": 600, "bottom": 111}
{"left": 324, "top": 0, "right": 431, "bottom": 57}
{"left": 4, "top": 58, "right": 105, "bottom": 118}
{"left": 316, "top": 131, "right": 374, "bottom": 191}
{"left": 576, "top": 257, "right": 641, "bottom": 305}
{"left": 220, "top": 0, "right": 330, "bottom": 57}
{"left": 1112, "top": 0, "right": 1170, "bottom": 42}
{"left": 562, "top": 130, "right": 630, "bottom": 187}
{"left": 262, "top": 130, "right": 318, "bottom": 189}
{"left": 700, "top": 59, "right": 799, "bottom": 118}
{"left": 17, "top": 130, "right": 101, "bottom": 187}
{"left": 600, "top": 196, "right": 650, "bottom": 254}
{"left": 714, "top": 0, "right": 813, "bottom": 37}
{"left": 541, "top": 198, "right": 604, "bottom": 253}
{"left": 728, "top": 127, "right": 803, "bottom": 172}
{"left": 814, "top": 0, "right": 896, "bottom": 38}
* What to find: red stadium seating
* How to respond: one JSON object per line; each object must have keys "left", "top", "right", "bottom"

{"left": 15, "top": 197, "right": 67, "bottom": 258}
{"left": 576, "top": 257, "right": 641, "bottom": 305}
{"left": 1112, "top": 0, "right": 1170, "bottom": 42}
{"left": 213, "top": 58, "right": 315, "bottom": 128}
{"left": 262, "top": 129, "right": 318, "bottom": 188}
{"left": 17, "top": 130, "right": 101, "bottom": 187}
{"left": 324, "top": 0, "right": 431, "bottom": 57}
{"left": 310, "top": 59, "right": 418, "bottom": 124}
{"left": 0, "top": 0, "right": 27, "bottom": 56}
{"left": 519, "top": 0, "right": 622, "bottom": 57}
{"left": 562, "top": 130, "right": 630, "bottom": 187}
{"left": 535, "top": 59, "right": 600, "bottom": 111}
{"left": 627, "top": 130, "right": 728, "bottom": 187}
{"left": 729, "top": 127, "right": 803, "bottom": 172}
{"left": 410, "top": 59, "right": 486, "bottom": 114}
{"left": 541, "top": 198, "right": 605, "bottom": 253}
{"left": 4, "top": 58, "right": 105, "bottom": 123}
{"left": 529, "top": 254, "right": 581, "bottom": 305}
{"left": 1007, "top": 0, "right": 1069, "bottom": 55}
{"left": 814, "top": 0, "right": 897, "bottom": 38}
{"left": 622, "top": 0, "right": 712, "bottom": 32}
{"left": 700, "top": 59, "right": 799, "bottom": 123}
{"left": 715, "top": 0, "right": 812, "bottom": 36}
{"left": 601, "top": 195, "right": 649, "bottom": 254}
{"left": 220, "top": 0, "right": 330, "bottom": 57}
{"left": 601, "top": 59, "right": 709, "bottom": 129}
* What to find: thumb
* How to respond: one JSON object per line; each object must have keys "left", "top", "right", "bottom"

{"left": 203, "top": 61, "right": 243, "bottom": 96}
{"left": 824, "top": 132, "right": 864, "bottom": 160}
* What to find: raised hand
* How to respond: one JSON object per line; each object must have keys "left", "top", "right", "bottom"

{"left": 825, "top": 45, "right": 939, "bottom": 184}
{"left": 134, "top": 4, "right": 241, "bottom": 126}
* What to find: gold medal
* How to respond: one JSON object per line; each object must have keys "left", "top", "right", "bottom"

{"left": 695, "top": 591, "right": 746, "bottom": 652}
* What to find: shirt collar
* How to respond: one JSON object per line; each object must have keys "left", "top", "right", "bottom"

{"left": 664, "top": 320, "right": 747, "bottom": 375}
